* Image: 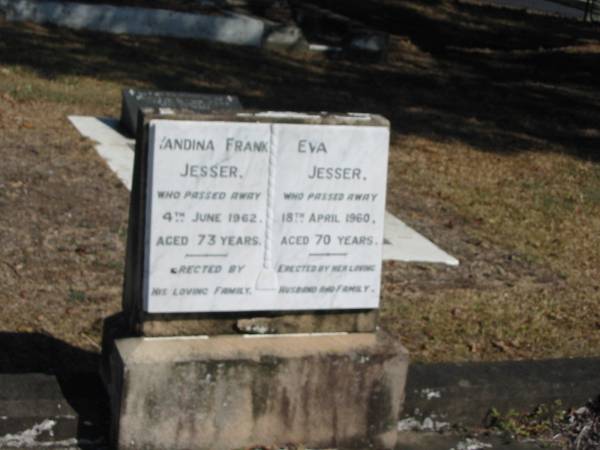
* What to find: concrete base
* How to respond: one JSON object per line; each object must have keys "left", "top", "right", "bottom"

{"left": 104, "top": 332, "right": 408, "bottom": 450}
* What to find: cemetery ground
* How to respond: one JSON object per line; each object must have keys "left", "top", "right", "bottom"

{"left": 1, "top": 0, "right": 600, "bottom": 405}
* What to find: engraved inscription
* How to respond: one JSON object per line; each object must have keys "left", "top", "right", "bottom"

{"left": 145, "top": 119, "right": 389, "bottom": 313}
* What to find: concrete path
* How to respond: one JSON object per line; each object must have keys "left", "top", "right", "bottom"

{"left": 481, "top": 0, "right": 584, "bottom": 19}
{"left": 68, "top": 115, "right": 460, "bottom": 266}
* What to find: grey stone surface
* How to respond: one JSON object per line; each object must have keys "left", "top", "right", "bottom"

{"left": 105, "top": 332, "right": 408, "bottom": 450}
{"left": 403, "top": 358, "right": 600, "bottom": 427}
{"left": 0, "top": 373, "right": 107, "bottom": 448}
{"left": 120, "top": 89, "right": 242, "bottom": 137}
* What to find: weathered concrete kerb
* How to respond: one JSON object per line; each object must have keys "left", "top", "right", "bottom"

{"left": 0, "top": 372, "right": 108, "bottom": 448}
{"left": 105, "top": 333, "right": 409, "bottom": 450}
{"left": 403, "top": 357, "right": 600, "bottom": 427}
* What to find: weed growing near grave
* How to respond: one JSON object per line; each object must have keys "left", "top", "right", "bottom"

{"left": 484, "top": 401, "right": 566, "bottom": 442}
{"left": 68, "top": 289, "right": 87, "bottom": 302}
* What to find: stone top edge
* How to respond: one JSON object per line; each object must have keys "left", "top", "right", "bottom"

{"left": 124, "top": 88, "right": 239, "bottom": 100}
{"left": 115, "top": 332, "right": 409, "bottom": 363}
{"left": 140, "top": 107, "right": 390, "bottom": 127}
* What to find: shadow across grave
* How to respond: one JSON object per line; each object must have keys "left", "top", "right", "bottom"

{"left": 0, "top": 332, "right": 109, "bottom": 447}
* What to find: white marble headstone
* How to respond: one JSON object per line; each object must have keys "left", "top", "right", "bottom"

{"left": 145, "top": 117, "right": 389, "bottom": 313}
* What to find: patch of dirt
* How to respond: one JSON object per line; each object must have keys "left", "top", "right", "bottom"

{"left": 0, "top": 90, "right": 127, "bottom": 371}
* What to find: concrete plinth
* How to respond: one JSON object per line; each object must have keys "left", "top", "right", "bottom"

{"left": 104, "top": 332, "right": 408, "bottom": 450}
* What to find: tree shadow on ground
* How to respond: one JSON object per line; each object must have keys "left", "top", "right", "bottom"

{"left": 300, "top": 0, "right": 600, "bottom": 52}
{"left": 0, "top": 332, "right": 98, "bottom": 373}
{"left": 0, "top": 0, "right": 599, "bottom": 160}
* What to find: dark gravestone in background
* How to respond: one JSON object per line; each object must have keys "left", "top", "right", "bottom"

{"left": 120, "top": 89, "right": 243, "bottom": 136}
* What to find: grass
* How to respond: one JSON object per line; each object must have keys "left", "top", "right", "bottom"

{"left": 0, "top": 66, "right": 120, "bottom": 107}
{"left": 1, "top": 0, "right": 600, "bottom": 371}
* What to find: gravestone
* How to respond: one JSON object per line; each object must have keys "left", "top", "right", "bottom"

{"left": 120, "top": 89, "right": 243, "bottom": 136}
{"left": 103, "top": 108, "right": 408, "bottom": 450}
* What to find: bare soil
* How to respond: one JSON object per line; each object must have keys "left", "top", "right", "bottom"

{"left": 1, "top": 0, "right": 600, "bottom": 372}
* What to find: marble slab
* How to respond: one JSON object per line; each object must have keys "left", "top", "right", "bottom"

{"left": 144, "top": 119, "right": 389, "bottom": 312}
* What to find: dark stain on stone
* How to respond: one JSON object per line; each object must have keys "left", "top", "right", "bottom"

{"left": 280, "top": 386, "right": 292, "bottom": 428}
{"left": 251, "top": 356, "right": 280, "bottom": 419}
{"left": 367, "top": 377, "right": 394, "bottom": 437}
{"left": 300, "top": 364, "right": 311, "bottom": 434}
{"left": 143, "top": 390, "right": 162, "bottom": 421}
